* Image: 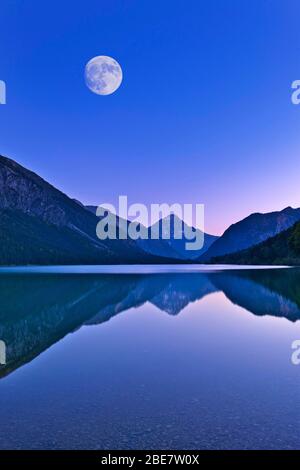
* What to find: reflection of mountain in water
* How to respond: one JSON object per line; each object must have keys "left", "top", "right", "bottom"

{"left": 0, "top": 268, "right": 300, "bottom": 378}
{"left": 212, "top": 269, "right": 300, "bottom": 322}
{"left": 149, "top": 275, "right": 217, "bottom": 315}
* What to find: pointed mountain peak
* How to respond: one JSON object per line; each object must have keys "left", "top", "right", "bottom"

{"left": 282, "top": 206, "right": 296, "bottom": 214}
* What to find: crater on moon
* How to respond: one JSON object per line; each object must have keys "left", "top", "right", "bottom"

{"left": 85, "top": 56, "right": 123, "bottom": 96}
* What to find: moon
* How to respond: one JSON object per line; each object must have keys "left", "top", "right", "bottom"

{"left": 85, "top": 56, "right": 123, "bottom": 96}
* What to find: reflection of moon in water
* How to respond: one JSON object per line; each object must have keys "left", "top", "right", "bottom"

{"left": 85, "top": 56, "right": 123, "bottom": 96}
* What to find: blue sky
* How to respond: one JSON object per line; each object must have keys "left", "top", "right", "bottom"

{"left": 1, "top": 0, "right": 300, "bottom": 234}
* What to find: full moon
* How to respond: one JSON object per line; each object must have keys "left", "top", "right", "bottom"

{"left": 85, "top": 56, "right": 123, "bottom": 96}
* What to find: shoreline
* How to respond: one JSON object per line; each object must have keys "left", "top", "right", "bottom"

{"left": 0, "top": 264, "right": 294, "bottom": 274}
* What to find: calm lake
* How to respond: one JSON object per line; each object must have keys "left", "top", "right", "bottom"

{"left": 0, "top": 265, "right": 300, "bottom": 450}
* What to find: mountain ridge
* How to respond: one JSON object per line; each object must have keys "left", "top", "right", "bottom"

{"left": 211, "top": 221, "right": 300, "bottom": 266}
{"left": 86, "top": 207, "right": 218, "bottom": 260}
{"left": 1, "top": 154, "right": 300, "bottom": 266}
{"left": 0, "top": 155, "right": 175, "bottom": 265}
{"left": 200, "top": 206, "right": 300, "bottom": 261}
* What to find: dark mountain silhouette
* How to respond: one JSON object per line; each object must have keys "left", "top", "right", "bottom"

{"left": 2, "top": 154, "right": 299, "bottom": 266}
{"left": 143, "top": 214, "right": 218, "bottom": 260}
{"left": 212, "top": 222, "right": 300, "bottom": 266}
{"left": 0, "top": 155, "right": 175, "bottom": 265}
{"left": 87, "top": 209, "right": 218, "bottom": 260}
{"left": 200, "top": 207, "right": 300, "bottom": 261}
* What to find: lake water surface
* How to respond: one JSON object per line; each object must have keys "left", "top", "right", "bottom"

{"left": 0, "top": 265, "right": 300, "bottom": 449}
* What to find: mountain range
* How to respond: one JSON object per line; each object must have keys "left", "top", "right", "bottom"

{"left": 212, "top": 221, "right": 300, "bottom": 265}
{"left": 86, "top": 207, "right": 218, "bottom": 260}
{"left": 0, "top": 155, "right": 177, "bottom": 265}
{"left": 0, "top": 155, "right": 216, "bottom": 265}
{"left": 200, "top": 206, "right": 300, "bottom": 261}
{"left": 0, "top": 153, "right": 300, "bottom": 266}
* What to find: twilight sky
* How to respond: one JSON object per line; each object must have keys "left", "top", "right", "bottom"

{"left": 1, "top": 0, "right": 300, "bottom": 235}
